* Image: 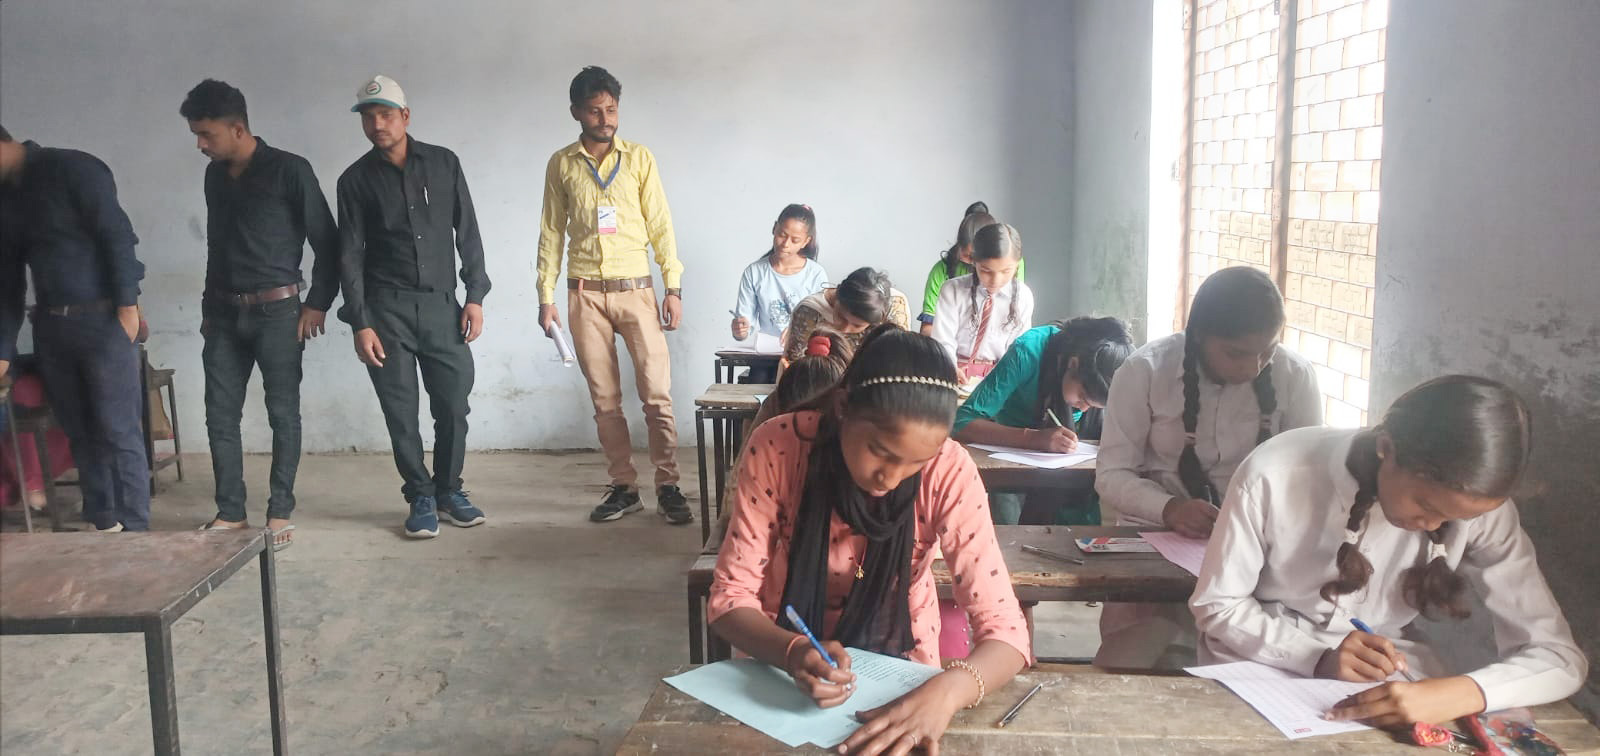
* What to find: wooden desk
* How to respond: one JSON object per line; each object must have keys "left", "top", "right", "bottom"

{"left": 0, "top": 530, "right": 287, "bottom": 755}
{"left": 693, "top": 383, "right": 774, "bottom": 542}
{"left": 964, "top": 443, "right": 1096, "bottom": 491}
{"left": 713, "top": 350, "right": 781, "bottom": 384}
{"left": 686, "top": 526, "right": 1195, "bottom": 663}
{"left": 618, "top": 663, "right": 1600, "bottom": 754}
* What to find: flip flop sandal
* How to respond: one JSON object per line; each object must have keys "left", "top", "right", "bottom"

{"left": 199, "top": 518, "right": 247, "bottom": 531}
{"left": 270, "top": 523, "right": 295, "bottom": 552}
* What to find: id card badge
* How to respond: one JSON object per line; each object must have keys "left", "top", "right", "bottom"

{"left": 597, "top": 206, "right": 619, "bottom": 235}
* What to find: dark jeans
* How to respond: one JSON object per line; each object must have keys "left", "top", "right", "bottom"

{"left": 202, "top": 296, "right": 304, "bottom": 522}
{"left": 33, "top": 310, "right": 151, "bottom": 530}
{"left": 364, "top": 288, "right": 474, "bottom": 502}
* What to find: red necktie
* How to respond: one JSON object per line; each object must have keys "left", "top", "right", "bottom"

{"left": 965, "top": 294, "right": 993, "bottom": 370}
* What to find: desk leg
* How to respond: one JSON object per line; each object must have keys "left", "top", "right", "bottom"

{"left": 145, "top": 620, "right": 179, "bottom": 755}
{"left": 260, "top": 547, "right": 289, "bottom": 755}
{"left": 687, "top": 585, "right": 704, "bottom": 664}
{"left": 711, "top": 417, "right": 726, "bottom": 528}
{"left": 695, "top": 410, "right": 710, "bottom": 544}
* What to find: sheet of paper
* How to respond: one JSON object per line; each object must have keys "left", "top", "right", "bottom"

{"left": 752, "top": 394, "right": 769, "bottom": 404}
{"left": 1186, "top": 661, "right": 1382, "bottom": 740}
{"left": 722, "top": 331, "right": 783, "bottom": 355}
{"left": 1139, "top": 531, "right": 1209, "bottom": 576}
{"left": 664, "top": 649, "right": 941, "bottom": 748}
{"left": 989, "top": 442, "right": 1098, "bottom": 469}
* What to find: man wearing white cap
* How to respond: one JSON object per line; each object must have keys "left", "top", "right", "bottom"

{"left": 336, "top": 74, "right": 491, "bottom": 539}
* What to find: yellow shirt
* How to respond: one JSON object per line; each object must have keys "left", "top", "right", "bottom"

{"left": 535, "top": 137, "right": 683, "bottom": 304}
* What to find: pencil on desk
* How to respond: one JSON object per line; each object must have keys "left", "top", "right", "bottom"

{"left": 996, "top": 682, "right": 1044, "bottom": 728}
{"left": 1021, "top": 544, "right": 1085, "bottom": 565}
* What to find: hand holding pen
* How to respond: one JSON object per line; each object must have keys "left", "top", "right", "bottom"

{"left": 1033, "top": 408, "right": 1079, "bottom": 453}
{"left": 784, "top": 605, "right": 856, "bottom": 708}
{"left": 1316, "top": 617, "right": 1417, "bottom": 683}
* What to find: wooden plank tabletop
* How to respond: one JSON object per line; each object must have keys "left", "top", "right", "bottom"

{"left": 964, "top": 443, "right": 1096, "bottom": 491}
{"left": 714, "top": 351, "right": 782, "bottom": 361}
{"left": 618, "top": 663, "right": 1600, "bottom": 754}
{"left": 0, "top": 529, "right": 266, "bottom": 632}
{"left": 695, "top": 382, "right": 776, "bottom": 410}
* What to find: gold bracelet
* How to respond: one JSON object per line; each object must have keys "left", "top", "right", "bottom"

{"left": 784, "top": 634, "right": 808, "bottom": 669}
{"left": 944, "top": 659, "right": 985, "bottom": 708}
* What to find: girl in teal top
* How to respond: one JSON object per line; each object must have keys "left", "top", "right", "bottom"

{"left": 953, "top": 317, "right": 1133, "bottom": 523}
{"left": 918, "top": 202, "right": 1026, "bottom": 333}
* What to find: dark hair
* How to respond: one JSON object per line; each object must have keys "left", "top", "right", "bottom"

{"left": 968, "top": 223, "right": 1025, "bottom": 332}
{"left": 179, "top": 79, "right": 249, "bottom": 128}
{"left": 767, "top": 203, "right": 819, "bottom": 261}
{"left": 0, "top": 124, "right": 12, "bottom": 142}
{"left": 780, "top": 326, "right": 959, "bottom": 656}
{"left": 835, "top": 267, "right": 894, "bottom": 326}
{"left": 1034, "top": 317, "right": 1134, "bottom": 428}
{"left": 569, "top": 66, "right": 621, "bottom": 107}
{"left": 941, "top": 207, "right": 999, "bottom": 279}
{"left": 1178, "top": 266, "right": 1286, "bottom": 503}
{"left": 1323, "top": 375, "right": 1532, "bottom": 619}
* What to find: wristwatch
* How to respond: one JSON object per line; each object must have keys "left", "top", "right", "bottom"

{"left": 665, "top": 288, "right": 682, "bottom": 298}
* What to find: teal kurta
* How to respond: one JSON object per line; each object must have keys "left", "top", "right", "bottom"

{"left": 954, "top": 323, "right": 1079, "bottom": 433}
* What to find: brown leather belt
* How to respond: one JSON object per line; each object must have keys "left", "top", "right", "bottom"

{"left": 36, "top": 299, "right": 113, "bottom": 317}
{"left": 213, "top": 283, "right": 301, "bottom": 306}
{"left": 569, "top": 276, "right": 653, "bottom": 293}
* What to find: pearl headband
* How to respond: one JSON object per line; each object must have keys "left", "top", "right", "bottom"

{"left": 858, "top": 375, "right": 960, "bottom": 393}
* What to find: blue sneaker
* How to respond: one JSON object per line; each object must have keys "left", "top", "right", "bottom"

{"left": 405, "top": 496, "right": 440, "bottom": 539}
{"left": 439, "top": 490, "right": 486, "bottom": 527}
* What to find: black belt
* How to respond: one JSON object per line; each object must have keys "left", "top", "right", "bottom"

{"left": 35, "top": 299, "right": 113, "bottom": 317}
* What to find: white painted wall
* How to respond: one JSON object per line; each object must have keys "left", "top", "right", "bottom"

{"left": 1068, "top": 0, "right": 1152, "bottom": 339}
{"left": 0, "top": 0, "right": 1074, "bottom": 453}
{"left": 1376, "top": 0, "right": 1600, "bottom": 717}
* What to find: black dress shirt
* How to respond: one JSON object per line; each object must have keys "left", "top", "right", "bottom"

{"left": 335, "top": 136, "right": 490, "bottom": 331}
{"left": 203, "top": 137, "right": 339, "bottom": 310}
{"left": 1, "top": 141, "right": 144, "bottom": 360}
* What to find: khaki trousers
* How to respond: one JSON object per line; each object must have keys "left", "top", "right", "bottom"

{"left": 569, "top": 287, "right": 679, "bottom": 489}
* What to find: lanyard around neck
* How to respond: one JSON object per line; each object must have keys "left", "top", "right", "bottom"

{"left": 584, "top": 151, "right": 622, "bottom": 191}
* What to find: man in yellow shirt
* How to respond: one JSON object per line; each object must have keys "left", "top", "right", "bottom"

{"left": 537, "top": 66, "right": 690, "bottom": 525}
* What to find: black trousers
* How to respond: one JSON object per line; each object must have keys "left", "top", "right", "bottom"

{"left": 201, "top": 296, "right": 304, "bottom": 522}
{"left": 364, "top": 288, "right": 474, "bottom": 502}
{"left": 33, "top": 310, "right": 151, "bottom": 530}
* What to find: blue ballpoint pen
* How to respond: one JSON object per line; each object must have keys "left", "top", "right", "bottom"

{"left": 1350, "top": 618, "right": 1418, "bottom": 681}
{"left": 784, "top": 605, "right": 838, "bottom": 669}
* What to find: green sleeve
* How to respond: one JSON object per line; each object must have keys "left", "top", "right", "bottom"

{"left": 1017, "top": 256, "right": 1026, "bottom": 282}
{"left": 920, "top": 259, "right": 948, "bottom": 321}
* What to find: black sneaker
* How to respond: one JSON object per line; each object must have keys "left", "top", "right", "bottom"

{"left": 590, "top": 484, "right": 642, "bottom": 522}
{"left": 657, "top": 484, "right": 694, "bottom": 526}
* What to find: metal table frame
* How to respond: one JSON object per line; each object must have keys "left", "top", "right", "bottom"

{"left": 694, "top": 405, "right": 753, "bottom": 543}
{"left": 0, "top": 531, "right": 287, "bottom": 755}
{"left": 712, "top": 352, "right": 779, "bottom": 384}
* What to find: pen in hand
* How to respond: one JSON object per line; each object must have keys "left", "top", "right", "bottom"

{"left": 784, "top": 605, "right": 838, "bottom": 669}
{"left": 1349, "top": 618, "right": 1417, "bottom": 681}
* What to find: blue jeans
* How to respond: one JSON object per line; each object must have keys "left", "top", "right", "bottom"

{"left": 202, "top": 296, "right": 304, "bottom": 522}
{"left": 33, "top": 310, "right": 151, "bottom": 530}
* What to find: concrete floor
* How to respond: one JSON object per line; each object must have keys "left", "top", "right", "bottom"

{"left": 0, "top": 449, "right": 1102, "bottom": 755}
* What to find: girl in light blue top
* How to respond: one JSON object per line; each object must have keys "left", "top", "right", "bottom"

{"left": 730, "top": 204, "right": 829, "bottom": 368}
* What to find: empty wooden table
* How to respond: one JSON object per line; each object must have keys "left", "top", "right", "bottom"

{"left": 713, "top": 350, "right": 781, "bottom": 384}
{"left": 0, "top": 529, "right": 287, "bottom": 755}
{"left": 693, "top": 382, "right": 773, "bottom": 542}
{"left": 617, "top": 663, "right": 1600, "bottom": 754}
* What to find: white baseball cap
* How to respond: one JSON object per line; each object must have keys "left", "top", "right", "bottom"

{"left": 351, "top": 75, "right": 406, "bottom": 112}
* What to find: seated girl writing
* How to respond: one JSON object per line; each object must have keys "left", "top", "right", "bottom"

{"left": 1191, "top": 375, "right": 1587, "bottom": 727}
{"left": 710, "top": 326, "right": 1029, "bottom": 755}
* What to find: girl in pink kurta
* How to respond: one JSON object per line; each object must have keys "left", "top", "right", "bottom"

{"left": 709, "top": 326, "right": 1029, "bottom": 756}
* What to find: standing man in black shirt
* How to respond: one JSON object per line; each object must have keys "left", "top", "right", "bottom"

{"left": 336, "top": 75, "right": 490, "bottom": 539}
{"left": 180, "top": 79, "right": 339, "bottom": 550}
{"left": 0, "top": 124, "right": 150, "bottom": 532}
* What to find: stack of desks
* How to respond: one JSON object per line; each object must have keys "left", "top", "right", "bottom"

{"left": 618, "top": 663, "right": 1600, "bottom": 754}
{"left": 692, "top": 382, "right": 773, "bottom": 542}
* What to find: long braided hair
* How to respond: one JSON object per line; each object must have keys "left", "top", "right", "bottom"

{"left": 1032, "top": 317, "right": 1134, "bottom": 433}
{"left": 967, "top": 223, "right": 1024, "bottom": 334}
{"left": 1322, "top": 375, "right": 1532, "bottom": 619}
{"left": 778, "top": 325, "right": 961, "bottom": 657}
{"left": 1177, "top": 267, "right": 1284, "bottom": 504}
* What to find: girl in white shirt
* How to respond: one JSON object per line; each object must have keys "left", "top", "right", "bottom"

{"left": 932, "top": 223, "right": 1034, "bottom": 384}
{"left": 1094, "top": 266, "right": 1323, "bottom": 668}
{"left": 1192, "top": 376, "right": 1586, "bottom": 727}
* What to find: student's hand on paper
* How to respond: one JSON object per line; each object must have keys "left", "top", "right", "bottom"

{"left": 353, "top": 328, "right": 386, "bottom": 368}
{"left": 660, "top": 293, "right": 682, "bottom": 331}
{"left": 731, "top": 316, "right": 751, "bottom": 340}
{"left": 460, "top": 303, "right": 484, "bottom": 343}
{"left": 539, "top": 304, "right": 561, "bottom": 336}
{"left": 786, "top": 640, "right": 856, "bottom": 708}
{"left": 1033, "top": 426, "right": 1079, "bottom": 453}
{"left": 841, "top": 672, "right": 964, "bottom": 756}
{"left": 1317, "top": 630, "right": 1405, "bottom": 682}
{"left": 298, "top": 307, "right": 327, "bottom": 342}
{"left": 1325, "top": 676, "right": 1487, "bottom": 729}
{"left": 1161, "top": 497, "right": 1218, "bottom": 538}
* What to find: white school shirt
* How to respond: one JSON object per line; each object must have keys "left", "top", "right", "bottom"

{"left": 732, "top": 256, "right": 829, "bottom": 337}
{"left": 1191, "top": 426, "right": 1588, "bottom": 712}
{"left": 1095, "top": 332, "right": 1324, "bottom": 526}
{"left": 930, "top": 274, "right": 1034, "bottom": 365}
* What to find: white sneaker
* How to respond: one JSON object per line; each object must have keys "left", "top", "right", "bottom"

{"left": 87, "top": 522, "right": 124, "bottom": 533}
